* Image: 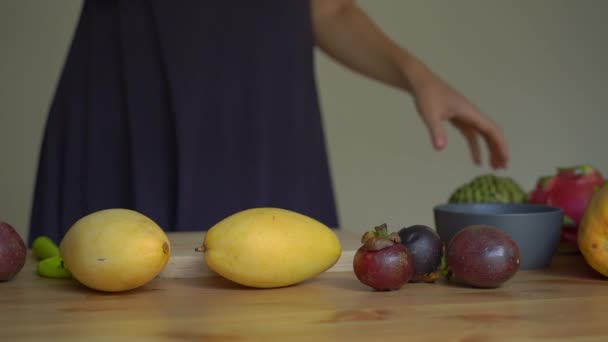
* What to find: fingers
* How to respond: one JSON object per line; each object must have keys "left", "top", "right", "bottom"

{"left": 454, "top": 105, "right": 509, "bottom": 169}
{"left": 422, "top": 113, "right": 448, "bottom": 151}
{"left": 454, "top": 121, "right": 481, "bottom": 166}
{"left": 416, "top": 86, "right": 509, "bottom": 169}
{"left": 477, "top": 119, "right": 509, "bottom": 169}
{"left": 473, "top": 118, "right": 509, "bottom": 169}
{"left": 426, "top": 110, "right": 508, "bottom": 169}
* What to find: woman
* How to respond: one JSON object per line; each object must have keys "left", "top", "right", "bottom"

{"left": 29, "top": 0, "right": 508, "bottom": 244}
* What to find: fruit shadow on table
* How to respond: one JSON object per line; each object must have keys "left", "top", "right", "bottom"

{"left": 542, "top": 254, "right": 607, "bottom": 282}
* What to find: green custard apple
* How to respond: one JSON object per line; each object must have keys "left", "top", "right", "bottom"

{"left": 448, "top": 174, "right": 527, "bottom": 204}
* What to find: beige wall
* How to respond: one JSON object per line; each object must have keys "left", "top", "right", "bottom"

{"left": 2, "top": 0, "right": 608, "bottom": 241}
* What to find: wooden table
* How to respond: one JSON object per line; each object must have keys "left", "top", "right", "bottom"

{"left": 3, "top": 231, "right": 608, "bottom": 341}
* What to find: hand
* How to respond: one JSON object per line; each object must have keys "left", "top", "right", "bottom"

{"left": 412, "top": 75, "right": 509, "bottom": 170}
{"left": 309, "top": 0, "right": 509, "bottom": 169}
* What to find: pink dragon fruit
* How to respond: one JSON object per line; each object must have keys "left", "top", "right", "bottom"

{"left": 529, "top": 164, "right": 605, "bottom": 253}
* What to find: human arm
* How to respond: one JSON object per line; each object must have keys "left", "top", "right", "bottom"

{"left": 310, "top": 0, "right": 509, "bottom": 169}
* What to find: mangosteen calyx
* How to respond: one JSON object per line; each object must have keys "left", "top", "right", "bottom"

{"left": 417, "top": 270, "right": 443, "bottom": 283}
{"left": 361, "top": 223, "right": 401, "bottom": 251}
{"left": 439, "top": 251, "right": 451, "bottom": 279}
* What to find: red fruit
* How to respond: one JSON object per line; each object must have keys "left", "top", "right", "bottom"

{"left": 528, "top": 175, "right": 553, "bottom": 203}
{"left": 0, "top": 221, "right": 27, "bottom": 281}
{"left": 529, "top": 165, "right": 605, "bottom": 251}
{"left": 398, "top": 225, "right": 444, "bottom": 283}
{"left": 446, "top": 225, "right": 520, "bottom": 288}
{"left": 353, "top": 224, "right": 414, "bottom": 291}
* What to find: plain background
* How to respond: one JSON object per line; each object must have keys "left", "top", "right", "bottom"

{"left": 1, "top": 0, "right": 607, "bottom": 242}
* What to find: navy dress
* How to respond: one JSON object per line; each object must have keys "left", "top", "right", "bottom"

{"left": 29, "top": 0, "right": 339, "bottom": 244}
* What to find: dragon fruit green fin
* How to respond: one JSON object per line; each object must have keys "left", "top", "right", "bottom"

{"left": 557, "top": 164, "right": 596, "bottom": 176}
{"left": 537, "top": 175, "right": 554, "bottom": 189}
{"left": 563, "top": 215, "right": 576, "bottom": 227}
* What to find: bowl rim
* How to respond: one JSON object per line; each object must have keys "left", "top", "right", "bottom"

{"left": 433, "top": 203, "right": 563, "bottom": 217}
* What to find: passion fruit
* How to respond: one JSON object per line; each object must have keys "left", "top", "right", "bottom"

{"left": 445, "top": 225, "right": 520, "bottom": 288}
{"left": 398, "top": 224, "right": 444, "bottom": 282}
{"left": 0, "top": 221, "right": 27, "bottom": 281}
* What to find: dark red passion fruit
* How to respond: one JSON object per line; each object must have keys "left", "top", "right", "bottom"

{"left": 446, "top": 225, "right": 520, "bottom": 288}
{"left": 353, "top": 224, "right": 414, "bottom": 291}
{"left": 0, "top": 221, "right": 27, "bottom": 281}
{"left": 398, "top": 224, "right": 444, "bottom": 282}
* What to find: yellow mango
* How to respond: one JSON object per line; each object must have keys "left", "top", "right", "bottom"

{"left": 60, "top": 208, "right": 171, "bottom": 292}
{"left": 579, "top": 185, "right": 608, "bottom": 276}
{"left": 197, "top": 207, "right": 342, "bottom": 288}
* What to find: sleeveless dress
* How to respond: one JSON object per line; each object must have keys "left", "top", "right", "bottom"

{"left": 28, "top": 0, "right": 339, "bottom": 245}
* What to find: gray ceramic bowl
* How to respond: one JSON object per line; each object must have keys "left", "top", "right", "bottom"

{"left": 433, "top": 203, "right": 563, "bottom": 270}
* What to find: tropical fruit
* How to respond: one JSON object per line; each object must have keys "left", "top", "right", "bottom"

{"left": 0, "top": 221, "right": 27, "bottom": 281}
{"left": 398, "top": 224, "right": 444, "bottom": 283}
{"left": 37, "top": 255, "right": 72, "bottom": 279}
{"left": 445, "top": 225, "right": 520, "bottom": 288}
{"left": 60, "top": 209, "right": 171, "bottom": 292}
{"left": 32, "top": 236, "right": 71, "bottom": 278}
{"left": 32, "top": 236, "right": 61, "bottom": 259}
{"left": 529, "top": 164, "right": 605, "bottom": 252}
{"left": 196, "top": 207, "right": 342, "bottom": 288}
{"left": 578, "top": 185, "right": 608, "bottom": 276}
{"left": 448, "top": 174, "right": 527, "bottom": 204}
{"left": 353, "top": 224, "right": 414, "bottom": 291}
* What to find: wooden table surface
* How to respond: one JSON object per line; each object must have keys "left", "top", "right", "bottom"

{"left": 3, "top": 230, "right": 608, "bottom": 341}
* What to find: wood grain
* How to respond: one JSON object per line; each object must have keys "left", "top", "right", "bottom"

{"left": 3, "top": 230, "right": 608, "bottom": 341}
